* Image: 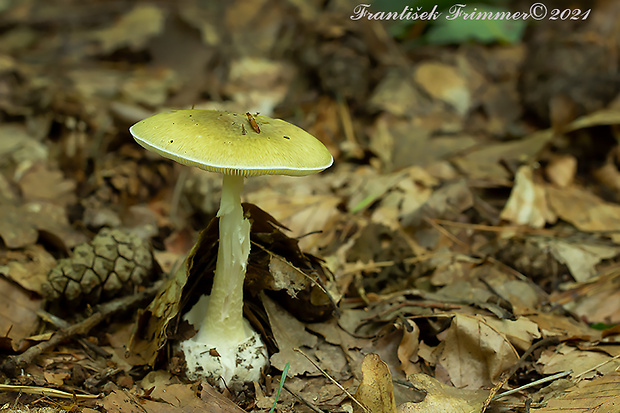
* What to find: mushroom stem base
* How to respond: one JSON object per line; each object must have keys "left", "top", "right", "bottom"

{"left": 180, "top": 295, "right": 268, "bottom": 388}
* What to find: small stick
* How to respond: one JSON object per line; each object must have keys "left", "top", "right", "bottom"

{"left": 429, "top": 218, "right": 556, "bottom": 235}
{"left": 481, "top": 337, "right": 560, "bottom": 412}
{"left": 424, "top": 217, "right": 469, "bottom": 249}
{"left": 0, "top": 384, "right": 100, "bottom": 400}
{"left": 36, "top": 310, "right": 111, "bottom": 358}
{"left": 1, "top": 281, "right": 164, "bottom": 377}
{"left": 294, "top": 348, "right": 369, "bottom": 413}
{"left": 493, "top": 370, "right": 572, "bottom": 400}
{"left": 283, "top": 383, "right": 325, "bottom": 413}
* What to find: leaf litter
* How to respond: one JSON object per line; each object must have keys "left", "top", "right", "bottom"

{"left": 0, "top": 0, "right": 619, "bottom": 412}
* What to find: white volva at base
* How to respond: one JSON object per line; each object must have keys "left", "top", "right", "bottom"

{"left": 179, "top": 294, "right": 268, "bottom": 387}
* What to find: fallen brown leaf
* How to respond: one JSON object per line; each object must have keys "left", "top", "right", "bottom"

{"left": 261, "top": 293, "right": 318, "bottom": 377}
{"left": 546, "top": 185, "right": 620, "bottom": 232}
{"left": 500, "top": 165, "right": 555, "bottom": 228}
{"left": 545, "top": 154, "right": 577, "bottom": 188}
{"left": 532, "top": 372, "right": 620, "bottom": 413}
{"left": 0, "top": 276, "right": 42, "bottom": 351}
{"left": 397, "top": 319, "right": 421, "bottom": 378}
{"left": 5, "top": 244, "right": 56, "bottom": 295}
{"left": 434, "top": 313, "right": 520, "bottom": 388}
{"left": 415, "top": 62, "right": 471, "bottom": 116}
{"left": 93, "top": 4, "right": 165, "bottom": 53}
{"left": 538, "top": 343, "right": 620, "bottom": 378}
{"left": 398, "top": 373, "right": 489, "bottom": 413}
{"left": 353, "top": 353, "right": 397, "bottom": 413}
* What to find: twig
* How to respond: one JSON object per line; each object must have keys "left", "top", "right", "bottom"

{"left": 481, "top": 337, "right": 560, "bottom": 412}
{"left": 1, "top": 281, "right": 163, "bottom": 377}
{"left": 282, "top": 384, "right": 325, "bottom": 413}
{"left": 429, "top": 219, "right": 555, "bottom": 235}
{"left": 341, "top": 260, "right": 395, "bottom": 276}
{"left": 424, "top": 217, "right": 469, "bottom": 249}
{"left": 493, "top": 370, "right": 572, "bottom": 400}
{"left": 36, "top": 309, "right": 111, "bottom": 358}
{"left": 294, "top": 348, "right": 369, "bottom": 413}
{"left": 0, "top": 384, "right": 100, "bottom": 400}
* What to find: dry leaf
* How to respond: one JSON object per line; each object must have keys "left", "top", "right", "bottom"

{"left": 369, "top": 68, "right": 428, "bottom": 117}
{"left": 538, "top": 343, "right": 620, "bottom": 377}
{"left": 368, "top": 115, "right": 477, "bottom": 171}
{"left": 6, "top": 244, "right": 56, "bottom": 294}
{"left": 99, "top": 390, "right": 146, "bottom": 413}
{"left": 93, "top": 5, "right": 165, "bottom": 53}
{"left": 482, "top": 316, "right": 541, "bottom": 352}
{"left": 0, "top": 201, "right": 81, "bottom": 249}
{"left": 353, "top": 353, "right": 397, "bottom": 413}
{"left": 557, "top": 272, "right": 620, "bottom": 324}
{"left": 44, "top": 370, "right": 70, "bottom": 386}
{"left": 18, "top": 163, "right": 76, "bottom": 205}
{"left": 224, "top": 57, "right": 296, "bottom": 114}
{"left": 0, "top": 203, "right": 39, "bottom": 248}
{"left": 434, "top": 313, "right": 520, "bottom": 388}
{"left": 397, "top": 320, "right": 421, "bottom": 378}
{"left": 245, "top": 175, "right": 341, "bottom": 251}
{"left": 401, "top": 179, "right": 473, "bottom": 233}
{"left": 0, "top": 276, "right": 42, "bottom": 351}
{"left": 500, "top": 165, "right": 555, "bottom": 228}
{"left": 546, "top": 240, "right": 618, "bottom": 282}
{"left": 545, "top": 154, "right": 577, "bottom": 188}
{"left": 546, "top": 185, "right": 620, "bottom": 232}
{"left": 261, "top": 293, "right": 318, "bottom": 376}
{"left": 563, "top": 108, "right": 620, "bottom": 132}
{"left": 415, "top": 62, "right": 471, "bottom": 115}
{"left": 452, "top": 130, "right": 553, "bottom": 184}
{"left": 100, "top": 383, "right": 240, "bottom": 413}
{"left": 532, "top": 372, "right": 620, "bottom": 413}
{"left": 527, "top": 313, "right": 599, "bottom": 341}
{"left": 200, "top": 382, "right": 248, "bottom": 412}
{"left": 129, "top": 259, "right": 187, "bottom": 365}
{"left": 397, "top": 373, "right": 489, "bottom": 413}
{"left": 122, "top": 68, "right": 179, "bottom": 107}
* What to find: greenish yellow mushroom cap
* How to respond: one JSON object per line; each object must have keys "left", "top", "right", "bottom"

{"left": 130, "top": 110, "right": 333, "bottom": 177}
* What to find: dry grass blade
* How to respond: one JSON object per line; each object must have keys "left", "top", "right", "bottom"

{"left": 0, "top": 384, "right": 100, "bottom": 400}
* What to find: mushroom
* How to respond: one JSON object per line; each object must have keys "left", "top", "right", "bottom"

{"left": 129, "top": 110, "right": 333, "bottom": 387}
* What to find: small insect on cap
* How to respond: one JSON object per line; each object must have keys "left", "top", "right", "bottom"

{"left": 130, "top": 110, "right": 333, "bottom": 177}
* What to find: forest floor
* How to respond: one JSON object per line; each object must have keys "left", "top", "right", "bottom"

{"left": 0, "top": 0, "right": 619, "bottom": 412}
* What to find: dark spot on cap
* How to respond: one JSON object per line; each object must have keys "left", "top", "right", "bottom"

{"left": 283, "top": 136, "right": 290, "bottom": 139}
{"left": 170, "top": 140, "right": 174, "bottom": 143}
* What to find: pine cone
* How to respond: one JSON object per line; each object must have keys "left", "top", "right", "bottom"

{"left": 44, "top": 228, "right": 153, "bottom": 305}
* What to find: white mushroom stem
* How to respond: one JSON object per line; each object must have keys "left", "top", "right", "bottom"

{"left": 201, "top": 174, "right": 250, "bottom": 343}
{"left": 180, "top": 174, "right": 267, "bottom": 387}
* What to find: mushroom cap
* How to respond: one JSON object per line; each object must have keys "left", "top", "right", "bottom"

{"left": 130, "top": 110, "right": 333, "bottom": 177}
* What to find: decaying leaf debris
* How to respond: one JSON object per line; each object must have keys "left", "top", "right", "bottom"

{"left": 0, "top": 0, "right": 619, "bottom": 412}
